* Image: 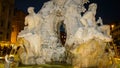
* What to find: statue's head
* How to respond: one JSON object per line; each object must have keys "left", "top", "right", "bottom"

{"left": 27, "top": 7, "right": 35, "bottom": 13}
{"left": 88, "top": 3, "right": 97, "bottom": 11}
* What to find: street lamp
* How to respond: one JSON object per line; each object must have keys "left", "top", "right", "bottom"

{"left": 111, "top": 24, "right": 115, "bottom": 30}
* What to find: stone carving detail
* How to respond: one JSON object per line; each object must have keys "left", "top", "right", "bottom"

{"left": 16, "top": 0, "right": 114, "bottom": 67}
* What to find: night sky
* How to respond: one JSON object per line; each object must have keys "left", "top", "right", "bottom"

{"left": 15, "top": 0, "right": 120, "bottom": 24}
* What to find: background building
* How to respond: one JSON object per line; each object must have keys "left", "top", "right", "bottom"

{"left": 110, "top": 21, "right": 120, "bottom": 46}
{"left": 11, "top": 9, "right": 26, "bottom": 43}
{"left": 0, "top": 0, "right": 14, "bottom": 41}
{"left": 110, "top": 21, "right": 120, "bottom": 56}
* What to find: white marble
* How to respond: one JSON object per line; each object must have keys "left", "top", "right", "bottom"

{"left": 16, "top": 0, "right": 113, "bottom": 66}
{"left": 80, "top": 3, "right": 97, "bottom": 27}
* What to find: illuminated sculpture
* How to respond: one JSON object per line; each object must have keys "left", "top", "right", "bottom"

{"left": 80, "top": 3, "right": 97, "bottom": 27}
{"left": 16, "top": 0, "right": 114, "bottom": 67}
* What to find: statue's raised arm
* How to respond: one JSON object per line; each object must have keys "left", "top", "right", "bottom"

{"left": 80, "top": 3, "right": 97, "bottom": 27}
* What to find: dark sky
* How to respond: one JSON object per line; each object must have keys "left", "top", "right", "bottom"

{"left": 15, "top": 0, "right": 49, "bottom": 13}
{"left": 15, "top": 0, "right": 120, "bottom": 24}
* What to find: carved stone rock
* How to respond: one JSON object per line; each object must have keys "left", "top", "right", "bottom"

{"left": 14, "top": 0, "right": 114, "bottom": 67}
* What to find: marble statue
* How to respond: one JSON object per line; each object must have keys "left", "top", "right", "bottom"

{"left": 4, "top": 54, "right": 17, "bottom": 68}
{"left": 97, "top": 17, "right": 111, "bottom": 36}
{"left": 4, "top": 55, "right": 11, "bottom": 68}
{"left": 80, "top": 3, "right": 97, "bottom": 27}
{"left": 97, "top": 17, "right": 103, "bottom": 25}
{"left": 14, "top": 0, "right": 115, "bottom": 67}
{"left": 24, "top": 7, "right": 40, "bottom": 31}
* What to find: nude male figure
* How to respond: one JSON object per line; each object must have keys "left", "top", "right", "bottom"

{"left": 80, "top": 3, "right": 97, "bottom": 27}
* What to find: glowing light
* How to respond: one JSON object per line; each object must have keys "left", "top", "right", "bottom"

{"left": 111, "top": 24, "right": 115, "bottom": 29}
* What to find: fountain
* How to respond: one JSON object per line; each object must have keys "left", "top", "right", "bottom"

{"left": 13, "top": 0, "right": 115, "bottom": 68}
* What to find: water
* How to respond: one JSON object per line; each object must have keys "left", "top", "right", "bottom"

{"left": 0, "top": 60, "right": 72, "bottom": 68}
{"left": 18, "top": 64, "right": 72, "bottom": 68}
{"left": 1, "top": 58, "right": 120, "bottom": 68}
